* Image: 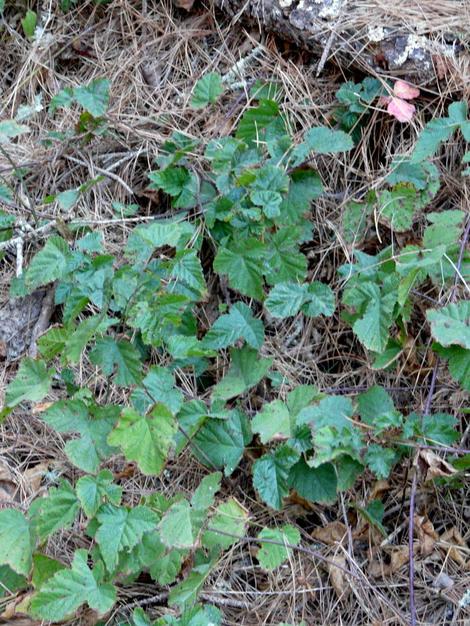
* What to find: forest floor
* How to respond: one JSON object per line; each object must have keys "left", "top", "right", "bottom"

{"left": 0, "top": 1, "right": 469, "bottom": 625}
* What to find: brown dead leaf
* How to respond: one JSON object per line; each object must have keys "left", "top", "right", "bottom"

{"left": 312, "top": 521, "right": 347, "bottom": 545}
{"left": 0, "top": 593, "right": 33, "bottom": 621}
{"left": 440, "top": 528, "right": 468, "bottom": 567}
{"left": 415, "top": 514, "right": 438, "bottom": 556}
{"left": 173, "top": 0, "right": 195, "bottom": 9}
{"left": 22, "top": 463, "right": 50, "bottom": 495}
{"left": 418, "top": 450, "right": 457, "bottom": 483}
{"left": 370, "top": 480, "right": 390, "bottom": 500}
{"left": 326, "top": 555, "right": 350, "bottom": 599}
{"left": 0, "top": 462, "right": 18, "bottom": 504}
{"left": 390, "top": 545, "right": 410, "bottom": 572}
{"left": 31, "top": 402, "right": 53, "bottom": 414}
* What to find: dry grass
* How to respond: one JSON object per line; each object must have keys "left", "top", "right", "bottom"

{"left": 1, "top": 1, "right": 469, "bottom": 624}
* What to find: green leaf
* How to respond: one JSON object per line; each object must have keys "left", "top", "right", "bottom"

{"left": 74, "top": 78, "right": 110, "bottom": 116}
{"left": 191, "top": 72, "right": 224, "bottom": 108}
{"left": 257, "top": 525, "right": 300, "bottom": 570}
{"left": 96, "top": 505, "right": 158, "bottom": 572}
{"left": 212, "top": 345, "right": 273, "bottom": 400}
{"left": 357, "top": 385, "right": 402, "bottom": 432}
{"left": 37, "top": 327, "right": 68, "bottom": 359}
{"left": 288, "top": 458, "right": 337, "bottom": 504}
{"left": 76, "top": 470, "right": 122, "bottom": 518}
{"left": 90, "top": 337, "right": 142, "bottom": 386}
{"left": 168, "top": 557, "right": 215, "bottom": 609}
{"left": 107, "top": 405, "right": 177, "bottom": 476}
{"left": 202, "top": 498, "right": 248, "bottom": 551}
{"left": 352, "top": 282, "right": 397, "bottom": 353}
{"left": 159, "top": 500, "right": 194, "bottom": 549}
{"left": 252, "top": 400, "right": 292, "bottom": 443}
{"left": 65, "top": 314, "right": 114, "bottom": 364}
{"left": 364, "top": 444, "right": 397, "bottom": 479}
{"left": 264, "top": 228, "right": 307, "bottom": 285}
{"left": 203, "top": 302, "right": 264, "bottom": 350}
{"left": 265, "top": 282, "right": 307, "bottom": 318}
{"left": 355, "top": 500, "right": 386, "bottom": 536}
{"left": 24, "top": 236, "right": 70, "bottom": 290}
{"left": 29, "top": 480, "right": 79, "bottom": 542}
{"left": 427, "top": 302, "right": 470, "bottom": 349}
{"left": 213, "top": 238, "right": 265, "bottom": 300}
{"left": 148, "top": 167, "right": 198, "bottom": 209}
{"left": 304, "top": 126, "right": 354, "bottom": 155}
{"left": 0, "top": 510, "right": 33, "bottom": 575}
{"left": 30, "top": 550, "right": 116, "bottom": 621}
{"left": 253, "top": 445, "right": 299, "bottom": 510}
{"left": 5, "top": 358, "right": 54, "bottom": 407}
{"left": 194, "top": 409, "right": 252, "bottom": 475}
{"left": 131, "top": 366, "right": 183, "bottom": 415}
{"left": 41, "top": 400, "right": 117, "bottom": 473}
{"left": 379, "top": 184, "right": 418, "bottom": 232}
{"left": 32, "top": 554, "right": 66, "bottom": 589}
{"left": 21, "top": 9, "right": 37, "bottom": 38}
{"left": 434, "top": 344, "right": 470, "bottom": 392}
{"left": 0, "top": 119, "right": 29, "bottom": 142}
{"left": 0, "top": 565, "right": 28, "bottom": 597}
{"left": 56, "top": 188, "right": 79, "bottom": 211}
{"left": 422, "top": 413, "right": 459, "bottom": 446}
{"left": 335, "top": 455, "right": 364, "bottom": 491}
{"left": 411, "top": 113, "right": 459, "bottom": 162}
{"left": 236, "top": 99, "right": 280, "bottom": 143}
{"left": 302, "top": 282, "right": 335, "bottom": 317}
{"left": 297, "top": 395, "right": 353, "bottom": 430}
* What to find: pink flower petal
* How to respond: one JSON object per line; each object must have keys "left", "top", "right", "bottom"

{"left": 387, "top": 97, "right": 416, "bottom": 122}
{"left": 378, "top": 95, "right": 391, "bottom": 107}
{"left": 393, "top": 80, "right": 420, "bottom": 100}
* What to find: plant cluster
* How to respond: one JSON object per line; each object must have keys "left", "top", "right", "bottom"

{"left": 0, "top": 74, "right": 468, "bottom": 623}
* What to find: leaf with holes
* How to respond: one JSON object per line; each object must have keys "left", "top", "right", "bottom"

{"left": 427, "top": 302, "right": 470, "bottom": 350}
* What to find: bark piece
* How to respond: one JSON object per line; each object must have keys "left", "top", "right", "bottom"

{"left": 213, "top": 0, "right": 468, "bottom": 84}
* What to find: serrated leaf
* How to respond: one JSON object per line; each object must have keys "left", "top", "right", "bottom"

{"left": 191, "top": 73, "right": 223, "bottom": 108}
{"left": 351, "top": 282, "right": 397, "bottom": 353}
{"left": 288, "top": 458, "right": 337, "bottom": 504}
{"left": 252, "top": 400, "right": 292, "bottom": 443}
{"left": 264, "top": 228, "right": 307, "bottom": 285}
{"left": 74, "top": 78, "right": 110, "bottom": 116}
{"left": 203, "top": 302, "right": 264, "bottom": 350}
{"left": 213, "top": 238, "right": 265, "bottom": 300}
{"left": 364, "top": 444, "right": 397, "bottom": 479}
{"left": 434, "top": 345, "right": 470, "bottom": 392}
{"left": 194, "top": 409, "right": 251, "bottom": 475}
{"left": 148, "top": 167, "right": 198, "bottom": 209}
{"left": 31, "top": 554, "right": 65, "bottom": 589}
{"left": 29, "top": 549, "right": 116, "bottom": 621}
{"left": 302, "top": 282, "right": 335, "bottom": 317}
{"left": 168, "top": 557, "right": 215, "bottom": 609}
{"left": 427, "top": 302, "right": 470, "bottom": 349}
{"left": 96, "top": 504, "right": 158, "bottom": 572}
{"left": 5, "top": 358, "right": 54, "bottom": 407}
{"left": 411, "top": 114, "right": 459, "bottom": 162}
{"left": 0, "top": 119, "right": 30, "bottom": 142}
{"left": 131, "top": 365, "right": 183, "bottom": 415}
{"left": 357, "top": 385, "right": 402, "bottom": 432}
{"left": 107, "top": 405, "right": 177, "bottom": 476}
{"left": 202, "top": 498, "right": 248, "bottom": 551}
{"left": 212, "top": 345, "right": 272, "bottom": 400}
{"left": 23, "top": 236, "right": 70, "bottom": 290}
{"left": 265, "top": 282, "right": 307, "bottom": 318}
{"left": 253, "top": 445, "right": 299, "bottom": 510}
{"left": 236, "top": 99, "right": 280, "bottom": 143}
{"left": 379, "top": 184, "right": 418, "bottom": 232}
{"left": 336, "top": 455, "right": 364, "bottom": 491}
{"left": 76, "top": 470, "right": 122, "bottom": 518}
{"left": 422, "top": 413, "right": 459, "bottom": 446}
{"left": 21, "top": 9, "right": 37, "bottom": 38}
{"left": 257, "top": 525, "right": 300, "bottom": 570}
{"left": 90, "top": 337, "right": 142, "bottom": 386}
{"left": 0, "top": 510, "right": 33, "bottom": 576}
{"left": 41, "top": 400, "right": 117, "bottom": 473}
{"left": 29, "top": 480, "right": 79, "bottom": 542}
{"left": 159, "top": 500, "right": 194, "bottom": 549}
{"left": 170, "top": 249, "right": 206, "bottom": 297}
